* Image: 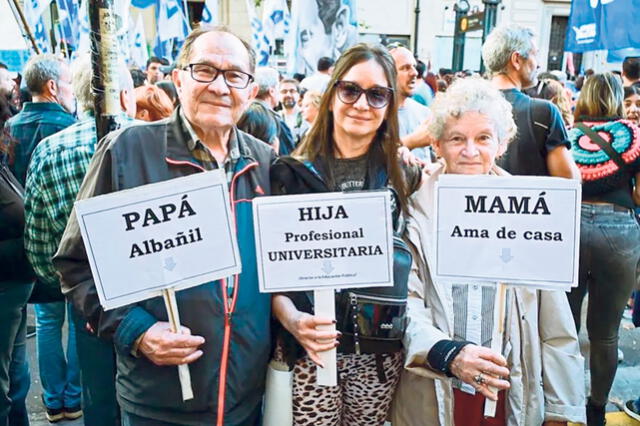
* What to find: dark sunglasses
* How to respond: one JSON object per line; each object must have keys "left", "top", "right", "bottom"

{"left": 334, "top": 81, "right": 393, "bottom": 109}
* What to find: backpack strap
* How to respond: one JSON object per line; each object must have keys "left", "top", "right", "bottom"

{"left": 529, "top": 98, "right": 551, "bottom": 153}
{"left": 575, "top": 123, "right": 629, "bottom": 173}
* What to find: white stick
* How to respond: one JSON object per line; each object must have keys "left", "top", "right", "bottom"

{"left": 484, "top": 282, "right": 507, "bottom": 417}
{"left": 314, "top": 289, "right": 337, "bottom": 386}
{"left": 162, "top": 288, "right": 194, "bottom": 401}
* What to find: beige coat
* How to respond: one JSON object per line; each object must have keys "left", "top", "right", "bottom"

{"left": 391, "top": 161, "right": 586, "bottom": 426}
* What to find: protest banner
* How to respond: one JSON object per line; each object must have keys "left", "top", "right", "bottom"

{"left": 75, "top": 170, "right": 241, "bottom": 400}
{"left": 433, "top": 174, "right": 581, "bottom": 416}
{"left": 253, "top": 190, "right": 394, "bottom": 385}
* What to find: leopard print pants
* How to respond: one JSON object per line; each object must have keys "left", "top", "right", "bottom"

{"left": 292, "top": 352, "right": 404, "bottom": 426}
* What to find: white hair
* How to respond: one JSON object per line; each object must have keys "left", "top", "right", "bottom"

{"left": 481, "top": 24, "right": 536, "bottom": 75}
{"left": 427, "top": 77, "right": 516, "bottom": 146}
{"left": 71, "top": 55, "right": 134, "bottom": 113}
{"left": 255, "top": 66, "right": 280, "bottom": 98}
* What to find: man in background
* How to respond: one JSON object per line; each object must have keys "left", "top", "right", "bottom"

{"left": 300, "top": 56, "right": 334, "bottom": 93}
{"left": 146, "top": 56, "right": 169, "bottom": 85}
{"left": 482, "top": 24, "right": 579, "bottom": 179}
{"left": 389, "top": 45, "right": 433, "bottom": 161}
{"left": 24, "top": 54, "right": 136, "bottom": 425}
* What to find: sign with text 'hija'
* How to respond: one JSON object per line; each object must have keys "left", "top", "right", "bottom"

{"left": 75, "top": 170, "right": 241, "bottom": 310}
{"left": 253, "top": 191, "right": 394, "bottom": 293}
{"left": 434, "top": 175, "right": 581, "bottom": 290}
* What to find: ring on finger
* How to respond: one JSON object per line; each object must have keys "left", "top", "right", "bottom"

{"left": 473, "top": 373, "right": 486, "bottom": 385}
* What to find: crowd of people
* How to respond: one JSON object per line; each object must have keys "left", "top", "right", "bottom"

{"left": 1, "top": 21, "right": 640, "bottom": 426}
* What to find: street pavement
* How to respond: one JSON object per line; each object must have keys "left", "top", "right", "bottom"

{"left": 24, "top": 301, "right": 640, "bottom": 426}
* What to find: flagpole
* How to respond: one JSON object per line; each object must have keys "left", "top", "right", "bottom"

{"left": 7, "top": 0, "right": 41, "bottom": 54}
{"left": 88, "top": 0, "right": 120, "bottom": 141}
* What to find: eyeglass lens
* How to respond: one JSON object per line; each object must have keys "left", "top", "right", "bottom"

{"left": 190, "top": 64, "right": 251, "bottom": 88}
{"left": 336, "top": 82, "right": 391, "bottom": 109}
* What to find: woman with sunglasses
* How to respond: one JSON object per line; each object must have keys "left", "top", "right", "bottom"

{"left": 270, "top": 43, "right": 422, "bottom": 425}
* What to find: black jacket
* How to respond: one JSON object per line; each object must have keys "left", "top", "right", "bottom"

{"left": 53, "top": 110, "right": 277, "bottom": 425}
{"left": 0, "top": 162, "right": 34, "bottom": 290}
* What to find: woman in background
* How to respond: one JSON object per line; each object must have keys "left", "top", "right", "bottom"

{"left": 567, "top": 72, "right": 640, "bottom": 426}
{"left": 134, "top": 85, "right": 174, "bottom": 122}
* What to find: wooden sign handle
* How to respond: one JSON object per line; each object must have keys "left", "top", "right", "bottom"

{"left": 314, "top": 289, "right": 337, "bottom": 386}
{"left": 162, "top": 288, "right": 194, "bottom": 401}
{"left": 484, "top": 282, "right": 507, "bottom": 417}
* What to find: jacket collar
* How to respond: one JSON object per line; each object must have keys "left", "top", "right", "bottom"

{"left": 21, "top": 101, "right": 69, "bottom": 114}
{"left": 165, "top": 107, "right": 259, "bottom": 170}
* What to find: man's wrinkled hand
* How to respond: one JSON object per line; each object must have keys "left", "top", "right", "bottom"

{"left": 138, "top": 321, "right": 205, "bottom": 366}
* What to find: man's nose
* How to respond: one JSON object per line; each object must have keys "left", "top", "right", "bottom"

{"left": 207, "top": 73, "right": 231, "bottom": 94}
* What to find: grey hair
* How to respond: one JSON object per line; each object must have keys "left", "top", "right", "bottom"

{"left": 481, "top": 24, "right": 536, "bottom": 75}
{"left": 23, "top": 54, "right": 65, "bottom": 95}
{"left": 427, "top": 77, "right": 516, "bottom": 145}
{"left": 255, "top": 67, "right": 280, "bottom": 98}
{"left": 71, "top": 54, "right": 134, "bottom": 114}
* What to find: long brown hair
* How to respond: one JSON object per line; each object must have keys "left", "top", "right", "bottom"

{"left": 294, "top": 43, "right": 409, "bottom": 212}
{"left": 574, "top": 72, "right": 625, "bottom": 121}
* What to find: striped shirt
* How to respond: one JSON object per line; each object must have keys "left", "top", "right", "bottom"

{"left": 451, "top": 283, "right": 503, "bottom": 394}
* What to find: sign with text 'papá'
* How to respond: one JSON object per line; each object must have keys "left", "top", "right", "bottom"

{"left": 434, "top": 175, "right": 581, "bottom": 290}
{"left": 75, "top": 170, "right": 241, "bottom": 310}
{"left": 253, "top": 191, "right": 394, "bottom": 293}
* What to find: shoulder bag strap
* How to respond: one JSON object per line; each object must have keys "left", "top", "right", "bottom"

{"left": 575, "top": 123, "right": 629, "bottom": 173}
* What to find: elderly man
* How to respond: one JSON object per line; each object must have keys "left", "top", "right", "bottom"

{"left": 24, "top": 54, "right": 135, "bottom": 425}
{"left": 5, "top": 54, "right": 76, "bottom": 185}
{"left": 4, "top": 53, "right": 79, "bottom": 422}
{"left": 389, "top": 45, "right": 434, "bottom": 161}
{"left": 53, "top": 26, "right": 276, "bottom": 425}
{"left": 482, "top": 25, "right": 579, "bottom": 179}
{"left": 254, "top": 66, "right": 295, "bottom": 154}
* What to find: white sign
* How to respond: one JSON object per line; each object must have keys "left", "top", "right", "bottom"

{"left": 75, "top": 171, "right": 241, "bottom": 310}
{"left": 253, "top": 191, "right": 394, "bottom": 293}
{"left": 434, "top": 175, "right": 581, "bottom": 289}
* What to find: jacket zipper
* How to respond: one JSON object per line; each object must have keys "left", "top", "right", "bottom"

{"left": 216, "top": 161, "right": 258, "bottom": 426}
{"left": 167, "top": 156, "right": 260, "bottom": 425}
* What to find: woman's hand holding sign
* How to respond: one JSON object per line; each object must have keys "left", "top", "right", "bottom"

{"left": 273, "top": 295, "right": 340, "bottom": 367}
{"left": 449, "top": 344, "right": 511, "bottom": 401}
{"left": 139, "top": 322, "right": 205, "bottom": 366}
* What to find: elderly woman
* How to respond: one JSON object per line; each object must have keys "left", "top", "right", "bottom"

{"left": 391, "top": 77, "right": 586, "bottom": 426}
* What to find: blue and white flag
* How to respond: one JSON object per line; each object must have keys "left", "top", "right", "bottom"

{"left": 75, "top": 0, "right": 90, "bottom": 55}
{"left": 129, "top": 13, "right": 148, "bottom": 68}
{"left": 565, "top": 0, "right": 640, "bottom": 52}
{"left": 201, "top": 0, "right": 218, "bottom": 25}
{"left": 55, "top": 0, "right": 79, "bottom": 49}
{"left": 33, "top": 17, "right": 51, "bottom": 53}
{"left": 245, "top": 0, "right": 270, "bottom": 66}
{"left": 157, "top": 0, "right": 188, "bottom": 42}
{"left": 262, "top": 0, "right": 290, "bottom": 48}
{"left": 24, "top": 0, "right": 52, "bottom": 26}
{"left": 24, "top": 0, "right": 53, "bottom": 53}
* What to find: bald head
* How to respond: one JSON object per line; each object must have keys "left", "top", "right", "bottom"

{"left": 390, "top": 46, "right": 418, "bottom": 100}
{"left": 177, "top": 26, "right": 255, "bottom": 73}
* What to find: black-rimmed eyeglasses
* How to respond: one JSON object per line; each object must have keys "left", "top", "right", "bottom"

{"left": 334, "top": 81, "right": 393, "bottom": 109}
{"left": 183, "top": 63, "right": 254, "bottom": 89}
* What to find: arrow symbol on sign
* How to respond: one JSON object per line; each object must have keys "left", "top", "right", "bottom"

{"left": 321, "top": 260, "right": 334, "bottom": 274}
{"left": 499, "top": 248, "right": 513, "bottom": 263}
{"left": 164, "top": 257, "right": 177, "bottom": 271}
